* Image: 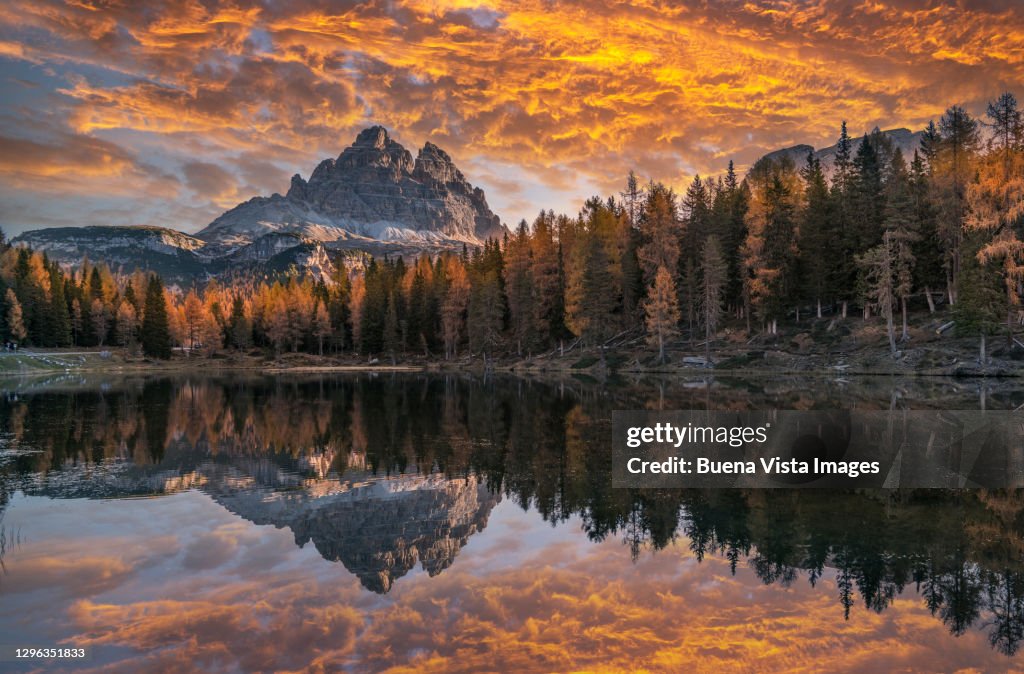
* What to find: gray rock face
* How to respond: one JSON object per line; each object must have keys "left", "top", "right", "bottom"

{"left": 196, "top": 126, "right": 506, "bottom": 254}
{"left": 758, "top": 127, "right": 926, "bottom": 176}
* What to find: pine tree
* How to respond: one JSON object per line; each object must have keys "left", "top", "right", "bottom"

{"left": 909, "top": 151, "right": 944, "bottom": 312}
{"left": 441, "top": 258, "right": 471, "bottom": 359}
{"left": 360, "top": 259, "right": 387, "bottom": 354}
{"left": 745, "top": 173, "right": 798, "bottom": 333}
{"left": 986, "top": 92, "right": 1024, "bottom": 182}
{"left": 5, "top": 288, "right": 26, "bottom": 343}
{"left": 858, "top": 231, "right": 898, "bottom": 355}
{"left": 90, "top": 297, "right": 109, "bottom": 347}
{"left": 851, "top": 133, "right": 886, "bottom": 259}
{"left": 620, "top": 170, "right": 645, "bottom": 229}
{"left": 566, "top": 228, "right": 617, "bottom": 361}
{"left": 955, "top": 235, "right": 1006, "bottom": 364}
{"left": 48, "top": 263, "right": 71, "bottom": 346}
{"left": 920, "top": 120, "right": 941, "bottom": 171}
{"left": 529, "top": 211, "right": 562, "bottom": 346}
{"left": 115, "top": 301, "right": 138, "bottom": 348}
{"left": 141, "top": 275, "right": 172, "bottom": 359}
{"left": 829, "top": 122, "right": 857, "bottom": 317}
{"left": 228, "top": 295, "right": 252, "bottom": 350}
{"left": 643, "top": 266, "right": 680, "bottom": 365}
{"left": 468, "top": 269, "right": 504, "bottom": 365}
{"left": 936, "top": 105, "right": 981, "bottom": 303}
{"left": 699, "top": 235, "right": 728, "bottom": 365}
{"left": 881, "top": 150, "right": 918, "bottom": 341}
{"left": 503, "top": 220, "right": 535, "bottom": 355}
{"left": 799, "top": 152, "right": 832, "bottom": 317}
{"left": 383, "top": 292, "right": 400, "bottom": 363}
{"left": 637, "top": 182, "right": 682, "bottom": 286}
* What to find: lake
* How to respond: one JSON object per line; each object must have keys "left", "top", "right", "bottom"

{"left": 1, "top": 373, "right": 1024, "bottom": 673}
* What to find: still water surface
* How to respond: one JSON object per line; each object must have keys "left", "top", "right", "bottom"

{"left": 1, "top": 373, "right": 1024, "bottom": 673}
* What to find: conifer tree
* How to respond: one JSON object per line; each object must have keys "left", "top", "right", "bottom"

{"left": 830, "top": 122, "right": 857, "bottom": 316}
{"left": 620, "top": 171, "right": 645, "bottom": 229}
{"left": 566, "top": 228, "right": 617, "bottom": 361}
{"left": 637, "top": 182, "right": 682, "bottom": 286}
{"left": 858, "top": 232, "right": 898, "bottom": 355}
{"left": 986, "top": 92, "right": 1024, "bottom": 182}
{"left": 468, "top": 269, "right": 504, "bottom": 365}
{"left": 48, "top": 263, "right": 71, "bottom": 346}
{"left": 5, "top": 288, "right": 26, "bottom": 343}
{"left": 503, "top": 220, "right": 535, "bottom": 355}
{"left": 909, "top": 151, "right": 944, "bottom": 312}
{"left": 141, "top": 275, "right": 171, "bottom": 359}
{"left": 699, "top": 235, "right": 727, "bottom": 365}
{"left": 644, "top": 266, "right": 680, "bottom": 365}
{"left": 936, "top": 105, "right": 981, "bottom": 303}
{"left": 384, "top": 292, "right": 400, "bottom": 363}
{"left": 881, "top": 150, "right": 918, "bottom": 341}
{"left": 799, "top": 152, "right": 831, "bottom": 317}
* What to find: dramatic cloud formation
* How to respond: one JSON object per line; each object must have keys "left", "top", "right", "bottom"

{"left": 0, "top": 0, "right": 1021, "bottom": 234}
{"left": 2, "top": 494, "right": 1018, "bottom": 673}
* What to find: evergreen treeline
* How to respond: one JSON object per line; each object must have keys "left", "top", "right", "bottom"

{"left": 2, "top": 91, "right": 1022, "bottom": 361}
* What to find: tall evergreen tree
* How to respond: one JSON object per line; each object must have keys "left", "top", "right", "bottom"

{"left": 909, "top": 151, "right": 944, "bottom": 312}
{"left": 799, "top": 152, "right": 832, "bottom": 317}
{"left": 141, "top": 275, "right": 172, "bottom": 359}
{"left": 936, "top": 105, "right": 981, "bottom": 303}
{"left": 699, "top": 235, "right": 727, "bottom": 365}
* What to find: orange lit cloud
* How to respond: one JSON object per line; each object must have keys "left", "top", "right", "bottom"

{"left": 0, "top": 0, "right": 1021, "bottom": 233}
{"left": 14, "top": 508, "right": 1022, "bottom": 674}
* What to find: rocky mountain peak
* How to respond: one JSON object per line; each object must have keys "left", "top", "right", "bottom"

{"left": 194, "top": 125, "right": 506, "bottom": 254}
{"left": 334, "top": 125, "right": 414, "bottom": 175}
{"left": 415, "top": 141, "right": 462, "bottom": 184}
{"left": 353, "top": 125, "right": 392, "bottom": 148}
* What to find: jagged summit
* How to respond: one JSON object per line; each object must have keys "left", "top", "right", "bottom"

{"left": 196, "top": 126, "right": 506, "bottom": 255}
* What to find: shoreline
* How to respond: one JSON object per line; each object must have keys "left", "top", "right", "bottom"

{"left": 0, "top": 349, "right": 1018, "bottom": 380}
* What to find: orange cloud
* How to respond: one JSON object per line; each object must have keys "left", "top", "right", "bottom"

{"left": 28, "top": 526, "right": 1024, "bottom": 673}
{"left": 0, "top": 0, "right": 1021, "bottom": 232}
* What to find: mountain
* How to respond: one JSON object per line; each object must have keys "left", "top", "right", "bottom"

{"left": 758, "top": 127, "right": 925, "bottom": 175}
{"left": 12, "top": 126, "right": 506, "bottom": 283}
{"left": 12, "top": 225, "right": 212, "bottom": 281}
{"left": 21, "top": 446, "right": 500, "bottom": 595}
{"left": 195, "top": 125, "right": 506, "bottom": 255}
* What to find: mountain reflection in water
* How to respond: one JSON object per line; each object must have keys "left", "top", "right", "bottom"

{"left": 2, "top": 373, "right": 1024, "bottom": 672}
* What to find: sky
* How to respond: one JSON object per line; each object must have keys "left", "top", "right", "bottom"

{"left": 0, "top": 0, "right": 1023, "bottom": 237}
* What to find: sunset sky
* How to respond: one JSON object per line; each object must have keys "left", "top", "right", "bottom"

{"left": 1, "top": 0, "right": 1022, "bottom": 236}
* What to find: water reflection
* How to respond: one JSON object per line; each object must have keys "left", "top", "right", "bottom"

{"left": 2, "top": 374, "right": 1024, "bottom": 667}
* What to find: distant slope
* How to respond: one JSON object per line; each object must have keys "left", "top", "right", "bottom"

{"left": 757, "top": 127, "right": 925, "bottom": 175}
{"left": 13, "top": 225, "right": 213, "bottom": 281}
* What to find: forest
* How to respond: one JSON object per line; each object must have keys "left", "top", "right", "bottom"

{"left": 1, "top": 91, "right": 1022, "bottom": 364}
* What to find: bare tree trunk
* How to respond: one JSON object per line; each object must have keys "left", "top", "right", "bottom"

{"left": 886, "top": 306, "right": 896, "bottom": 356}
{"left": 924, "top": 286, "right": 936, "bottom": 314}
{"left": 841, "top": 301, "right": 847, "bottom": 319}
{"left": 817, "top": 299, "right": 822, "bottom": 319}
{"left": 980, "top": 332, "right": 986, "bottom": 365}
{"left": 901, "top": 296, "right": 909, "bottom": 342}
{"left": 704, "top": 320, "right": 711, "bottom": 368}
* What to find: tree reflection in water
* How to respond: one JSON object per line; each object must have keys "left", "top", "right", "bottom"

{"left": 3, "top": 373, "right": 1024, "bottom": 656}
